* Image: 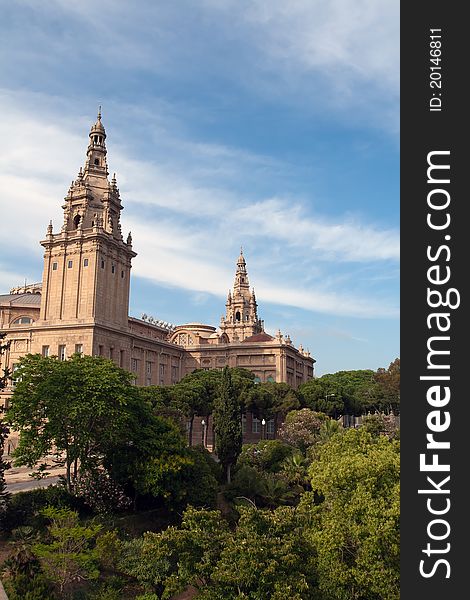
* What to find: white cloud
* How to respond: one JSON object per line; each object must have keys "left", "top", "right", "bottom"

{"left": 0, "top": 93, "right": 398, "bottom": 319}
{"left": 3, "top": 1, "right": 398, "bottom": 131}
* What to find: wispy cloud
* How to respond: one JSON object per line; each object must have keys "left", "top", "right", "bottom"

{"left": 1, "top": 1, "right": 398, "bottom": 133}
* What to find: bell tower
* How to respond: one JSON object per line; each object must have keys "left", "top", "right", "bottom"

{"left": 220, "top": 249, "right": 264, "bottom": 341}
{"left": 39, "top": 110, "right": 136, "bottom": 330}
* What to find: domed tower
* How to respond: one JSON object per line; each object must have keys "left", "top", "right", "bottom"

{"left": 220, "top": 249, "right": 264, "bottom": 342}
{"left": 39, "top": 110, "right": 136, "bottom": 330}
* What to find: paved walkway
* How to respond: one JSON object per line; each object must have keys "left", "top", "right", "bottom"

{"left": 3, "top": 460, "right": 67, "bottom": 494}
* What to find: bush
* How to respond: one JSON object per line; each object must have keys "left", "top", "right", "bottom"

{"left": 2, "top": 572, "right": 54, "bottom": 600}
{"left": 73, "top": 469, "right": 132, "bottom": 514}
{"left": 237, "top": 440, "right": 294, "bottom": 473}
{"left": 1, "top": 485, "right": 86, "bottom": 532}
{"left": 87, "top": 577, "right": 127, "bottom": 600}
{"left": 182, "top": 446, "right": 221, "bottom": 508}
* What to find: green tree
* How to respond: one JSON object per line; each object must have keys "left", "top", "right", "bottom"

{"left": 213, "top": 367, "right": 242, "bottom": 483}
{"left": 119, "top": 506, "right": 230, "bottom": 598}
{"left": 277, "top": 409, "right": 328, "bottom": 453}
{"left": 205, "top": 505, "right": 317, "bottom": 600}
{"left": 237, "top": 439, "right": 293, "bottom": 473}
{"left": 374, "top": 358, "right": 400, "bottom": 413}
{"left": 120, "top": 504, "right": 318, "bottom": 600}
{"left": 299, "top": 370, "right": 382, "bottom": 416}
{"left": 245, "top": 381, "right": 300, "bottom": 424}
{"left": 0, "top": 332, "right": 12, "bottom": 514}
{"left": 32, "top": 506, "right": 102, "bottom": 594}
{"left": 307, "top": 428, "right": 400, "bottom": 600}
{"left": 5, "top": 354, "right": 137, "bottom": 491}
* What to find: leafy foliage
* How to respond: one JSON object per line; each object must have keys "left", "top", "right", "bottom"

{"left": 374, "top": 358, "right": 400, "bottom": 413}
{"left": 72, "top": 469, "right": 132, "bottom": 514}
{"left": 278, "top": 409, "right": 328, "bottom": 453}
{"left": 2, "top": 573, "right": 53, "bottom": 600}
{"left": 120, "top": 504, "right": 318, "bottom": 600}
{"left": 0, "top": 332, "right": 12, "bottom": 515}
{"left": 213, "top": 367, "right": 242, "bottom": 483}
{"left": 307, "top": 428, "right": 400, "bottom": 600}
{"left": 237, "top": 439, "right": 294, "bottom": 473}
{"left": 32, "top": 506, "right": 102, "bottom": 593}
{"left": 119, "top": 506, "right": 230, "bottom": 598}
{"left": 6, "top": 354, "right": 137, "bottom": 491}
{"left": 244, "top": 381, "right": 300, "bottom": 420}
{"left": 1, "top": 485, "right": 84, "bottom": 532}
{"left": 299, "top": 362, "right": 401, "bottom": 417}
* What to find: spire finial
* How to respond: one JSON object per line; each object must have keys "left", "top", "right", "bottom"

{"left": 97, "top": 105, "right": 102, "bottom": 120}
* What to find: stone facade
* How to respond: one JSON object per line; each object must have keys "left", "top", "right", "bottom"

{"left": 0, "top": 112, "right": 315, "bottom": 449}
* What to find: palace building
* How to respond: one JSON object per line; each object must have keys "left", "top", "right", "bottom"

{"left": 0, "top": 113, "right": 315, "bottom": 446}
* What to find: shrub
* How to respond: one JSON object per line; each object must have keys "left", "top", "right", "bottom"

{"left": 1, "top": 485, "right": 85, "bottom": 532}
{"left": 237, "top": 439, "right": 293, "bottom": 473}
{"left": 2, "top": 573, "right": 53, "bottom": 600}
{"left": 73, "top": 469, "right": 132, "bottom": 514}
{"left": 278, "top": 409, "right": 328, "bottom": 452}
{"left": 183, "top": 446, "right": 221, "bottom": 508}
{"left": 32, "top": 506, "right": 102, "bottom": 593}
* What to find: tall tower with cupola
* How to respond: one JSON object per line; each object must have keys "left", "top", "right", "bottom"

{"left": 220, "top": 249, "right": 264, "bottom": 342}
{"left": 39, "top": 110, "right": 136, "bottom": 330}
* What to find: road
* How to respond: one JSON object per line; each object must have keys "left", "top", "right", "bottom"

{"left": 6, "top": 476, "right": 61, "bottom": 494}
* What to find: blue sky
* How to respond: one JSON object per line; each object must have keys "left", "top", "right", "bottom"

{"left": 0, "top": 0, "right": 399, "bottom": 375}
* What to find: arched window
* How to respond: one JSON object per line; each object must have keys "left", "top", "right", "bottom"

{"left": 73, "top": 214, "right": 81, "bottom": 229}
{"left": 12, "top": 316, "right": 34, "bottom": 325}
{"left": 267, "top": 376, "right": 275, "bottom": 383}
{"left": 235, "top": 311, "right": 241, "bottom": 322}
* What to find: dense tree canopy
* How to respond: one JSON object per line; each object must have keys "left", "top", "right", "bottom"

{"left": 299, "top": 362, "right": 400, "bottom": 416}
{"left": 213, "top": 367, "right": 242, "bottom": 483}
{"left": 307, "top": 428, "right": 400, "bottom": 600}
{"left": 6, "top": 354, "right": 138, "bottom": 490}
{"left": 0, "top": 332, "right": 11, "bottom": 513}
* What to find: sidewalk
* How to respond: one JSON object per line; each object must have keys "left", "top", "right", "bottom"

{"left": 3, "top": 460, "right": 67, "bottom": 485}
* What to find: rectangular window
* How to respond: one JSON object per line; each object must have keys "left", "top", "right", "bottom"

{"left": 98, "top": 345, "right": 104, "bottom": 356}
{"left": 83, "top": 258, "right": 89, "bottom": 267}
{"left": 52, "top": 262, "right": 58, "bottom": 271}
{"left": 146, "top": 361, "right": 152, "bottom": 374}
{"left": 109, "top": 347, "right": 114, "bottom": 360}
{"left": 146, "top": 377, "right": 152, "bottom": 387}
{"left": 252, "top": 416, "right": 260, "bottom": 433}
{"left": 121, "top": 270, "right": 124, "bottom": 278}
{"left": 112, "top": 265, "right": 115, "bottom": 274}
{"left": 101, "top": 260, "right": 105, "bottom": 269}
{"left": 120, "top": 350, "right": 125, "bottom": 368}
{"left": 58, "top": 345, "right": 66, "bottom": 361}
{"left": 42, "top": 345, "right": 50, "bottom": 357}
{"left": 68, "top": 260, "right": 73, "bottom": 269}
{"left": 75, "top": 344, "right": 83, "bottom": 356}
{"left": 171, "top": 365, "right": 178, "bottom": 381}
{"left": 131, "top": 358, "right": 138, "bottom": 372}
{"left": 160, "top": 364, "right": 165, "bottom": 376}
{"left": 267, "top": 418, "right": 275, "bottom": 435}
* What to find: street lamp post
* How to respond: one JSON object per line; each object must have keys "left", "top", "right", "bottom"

{"left": 325, "top": 393, "right": 336, "bottom": 419}
{"left": 261, "top": 418, "right": 266, "bottom": 440}
{"left": 201, "top": 419, "right": 206, "bottom": 447}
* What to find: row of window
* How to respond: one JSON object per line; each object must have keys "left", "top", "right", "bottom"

{"left": 51, "top": 260, "right": 125, "bottom": 278}
{"left": 241, "top": 415, "right": 275, "bottom": 434}
{"left": 131, "top": 359, "right": 179, "bottom": 385}
{"left": 42, "top": 344, "right": 82, "bottom": 360}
